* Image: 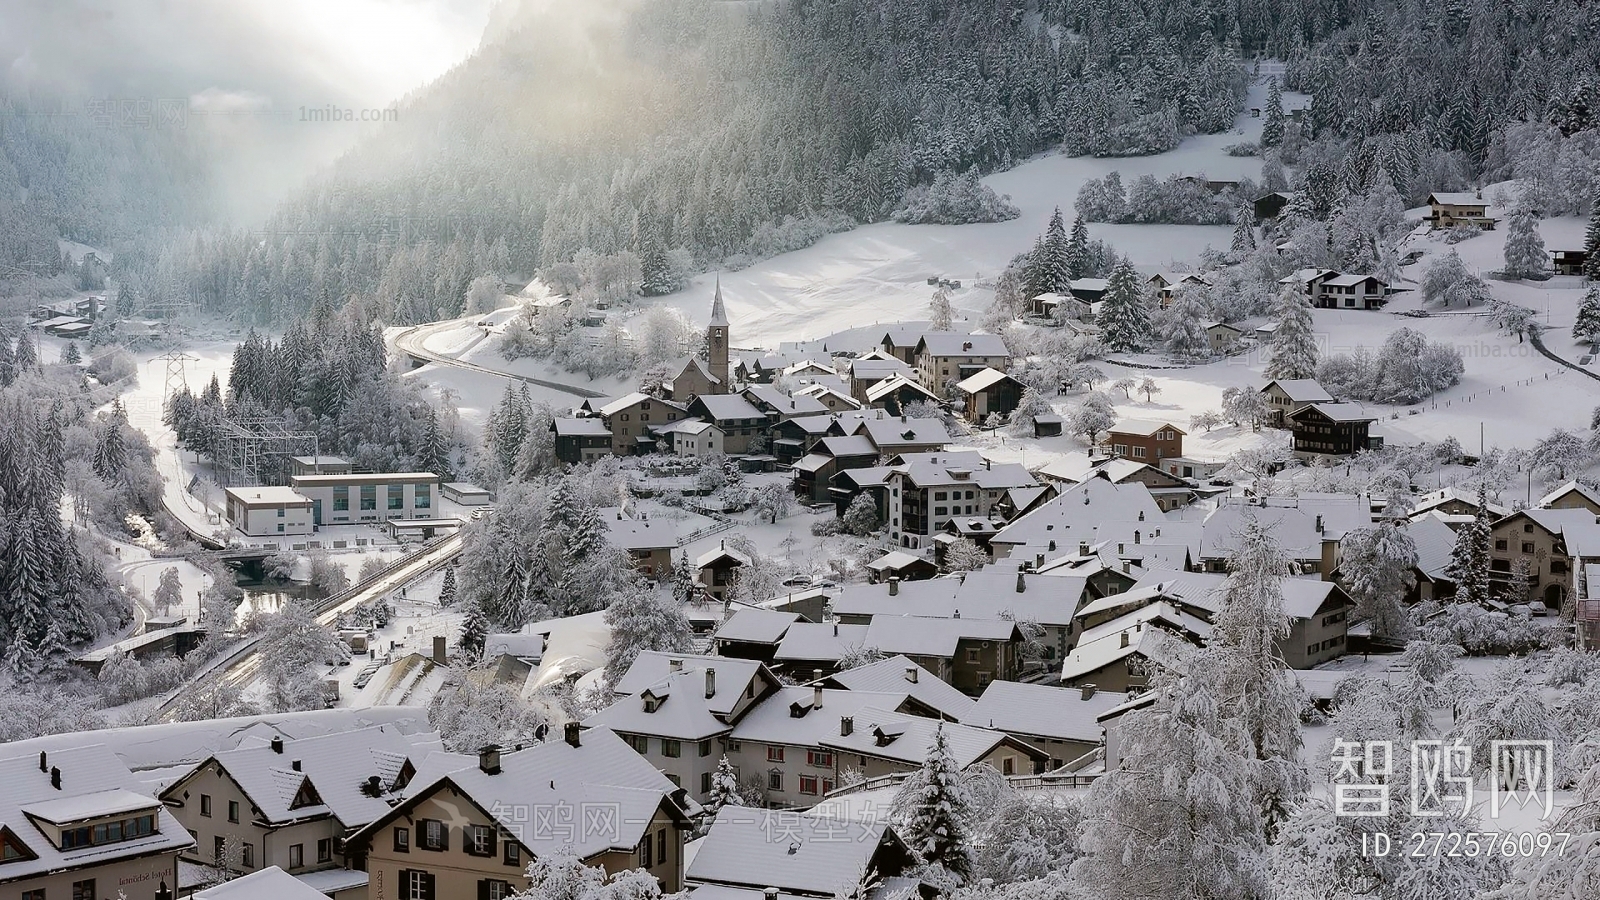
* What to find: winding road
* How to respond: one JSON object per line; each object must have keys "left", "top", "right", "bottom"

{"left": 393, "top": 320, "right": 606, "bottom": 399}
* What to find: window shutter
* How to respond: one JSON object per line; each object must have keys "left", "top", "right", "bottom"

{"left": 439, "top": 825, "right": 449, "bottom": 852}
{"left": 487, "top": 830, "right": 498, "bottom": 857}
{"left": 422, "top": 872, "right": 436, "bottom": 900}
{"left": 399, "top": 870, "right": 410, "bottom": 900}
{"left": 479, "top": 880, "right": 491, "bottom": 900}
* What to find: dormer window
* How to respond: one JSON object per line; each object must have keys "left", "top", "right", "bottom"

{"left": 0, "top": 827, "right": 36, "bottom": 863}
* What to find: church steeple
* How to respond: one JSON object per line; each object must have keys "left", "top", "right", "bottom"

{"left": 706, "top": 274, "right": 730, "bottom": 393}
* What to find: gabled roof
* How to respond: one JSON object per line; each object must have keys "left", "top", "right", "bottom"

{"left": 714, "top": 609, "right": 803, "bottom": 646}
{"left": 611, "top": 652, "right": 776, "bottom": 721}
{"left": 1323, "top": 272, "right": 1385, "bottom": 288}
{"left": 0, "top": 744, "right": 193, "bottom": 882}
{"left": 690, "top": 393, "right": 767, "bottom": 422}
{"left": 991, "top": 478, "right": 1167, "bottom": 548}
{"left": 1076, "top": 599, "right": 1212, "bottom": 645}
{"left": 1201, "top": 497, "right": 1370, "bottom": 558}
{"left": 849, "top": 415, "right": 950, "bottom": 450}
{"left": 194, "top": 866, "right": 332, "bottom": 900}
{"left": 889, "top": 453, "right": 1036, "bottom": 491}
{"left": 1259, "top": 379, "right": 1333, "bottom": 404}
{"left": 954, "top": 367, "right": 1021, "bottom": 395}
{"left": 773, "top": 623, "right": 872, "bottom": 666}
{"left": 777, "top": 414, "right": 841, "bottom": 436}
{"left": 1288, "top": 402, "right": 1378, "bottom": 424}
{"left": 603, "top": 510, "right": 678, "bottom": 551}
{"left": 864, "top": 550, "right": 934, "bottom": 574}
{"left": 1540, "top": 480, "right": 1600, "bottom": 510}
{"left": 1128, "top": 567, "right": 1349, "bottom": 620}
{"left": 817, "top": 434, "right": 878, "bottom": 458}
{"left": 1409, "top": 486, "right": 1507, "bottom": 518}
{"left": 688, "top": 808, "right": 907, "bottom": 897}
{"left": 675, "top": 357, "right": 724, "bottom": 386}
{"left": 599, "top": 392, "right": 655, "bottom": 416}
{"left": 968, "top": 681, "right": 1128, "bottom": 744}
{"left": 585, "top": 671, "right": 732, "bottom": 741}
{"left": 1060, "top": 621, "right": 1194, "bottom": 683}
{"left": 1402, "top": 516, "right": 1459, "bottom": 582}
{"left": 1429, "top": 192, "right": 1487, "bottom": 207}
{"left": 353, "top": 728, "right": 691, "bottom": 860}
{"left": 849, "top": 357, "right": 913, "bottom": 378}
{"left": 864, "top": 375, "right": 940, "bottom": 404}
{"left": 697, "top": 545, "right": 753, "bottom": 569}
{"left": 914, "top": 332, "right": 1011, "bottom": 358}
{"left": 1108, "top": 418, "right": 1186, "bottom": 438}
{"left": 823, "top": 656, "right": 977, "bottom": 720}
{"left": 744, "top": 385, "right": 829, "bottom": 417}
{"left": 793, "top": 384, "right": 862, "bottom": 409}
{"left": 862, "top": 616, "right": 1020, "bottom": 658}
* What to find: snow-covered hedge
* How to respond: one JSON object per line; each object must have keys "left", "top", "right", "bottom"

{"left": 1076, "top": 171, "right": 1241, "bottom": 225}
{"left": 892, "top": 167, "right": 1020, "bottom": 225}
{"left": 1315, "top": 328, "right": 1464, "bottom": 405}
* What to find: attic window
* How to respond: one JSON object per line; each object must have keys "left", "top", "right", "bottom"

{"left": 0, "top": 827, "right": 35, "bottom": 863}
{"left": 289, "top": 780, "right": 323, "bottom": 811}
{"left": 643, "top": 696, "right": 662, "bottom": 713}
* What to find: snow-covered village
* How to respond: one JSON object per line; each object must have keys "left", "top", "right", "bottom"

{"left": 4, "top": 2, "right": 1600, "bottom": 899}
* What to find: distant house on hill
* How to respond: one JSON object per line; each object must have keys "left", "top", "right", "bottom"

{"left": 1427, "top": 192, "right": 1496, "bottom": 230}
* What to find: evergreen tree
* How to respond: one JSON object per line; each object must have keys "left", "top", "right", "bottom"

{"left": 1066, "top": 215, "right": 1092, "bottom": 279}
{"left": 1157, "top": 294, "right": 1211, "bottom": 357}
{"left": 439, "top": 565, "right": 458, "bottom": 606}
{"left": 420, "top": 410, "right": 452, "bottom": 479}
{"left": 1265, "top": 288, "right": 1319, "bottom": 380}
{"left": 1097, "top": 260, "right": 1150, "bottom": 352}
{"left": 1040, "top": 208, "right": 1072, "bottom": 294}
{"left": 671, "top": 552, "right": 698, "bottom": 604}
{"left": 92, "top": 401, "right": 129, "bottom": 480}
{"left": 153, "top": 566, "right": 184, "bottom": 614}
{"left": 459, "top": 598, "right": 488, "bottom": 659}
{"left": 1231, "top": 205, "right": 1257, "bottom": 255}
{"left": 895, "top": 724, "right": 974, "bottom": 884}
{"left": 842, "top": 493, "right": 881, "bottom": 536}
{"left": 1261, "top": 78, "right": 1285, "bottom": 148}
{"left": 1584, "top": 195, "right": 1600, "bottom": 281}
{"left": 1338, "top": 521, "right": 1418, "bottom": 641}
{"left": 60, "top": 342, "right": 81, "bottom": 365}
{"left": 1576, "top": 287, "right": 1600, "bottom": 344}
{"left": 1503, "top": 207, "right": 1549, "bottom": 279}
{"left": 0, "top": 332, "right": 14, "bottom": 387}
{"left": 14, "top": 330, "right": 37, "bottom": 371}
{"left": 1444, "top": 485, "right": 1493, "bottom": 606}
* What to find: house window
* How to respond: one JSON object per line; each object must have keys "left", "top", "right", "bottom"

{"left": 1495, "top": 539, "right": 1508, "bottom": 551}
{"left": 420, "top": 819, "right": 448, "bottom": 851}
{"left": 23, "top": 891, "right": 43, "bottom": 900}
{"left": 72, "top": 881, "right": 96, "bottom": 900}
{"left": 468, "top": 824, "right": 495, "bottom": 856}
{"left": 1523, "top": 522, "right": 1534, "bottom": 532}
{"left": 289, "top": 843, "right": 303, "bottom": 869}
{"left": 1522, "top": 542, "right": 1535, "bottom": 554}
{"left": 241, "top": 843, "right": 254, "bottom": 868}
{"left": 214, "top": 836, "right": 226, "bottom": 862}
{"left": 799, "top": 775, "right": 819, "bottom": 795}
{"left": 767, "top": 745, "right": 785, "bottom": 763}
{"left": 640, "top": 834, "right": 653, "bottom": 868}
{"left": 394, "top": 827, "right": 410, "bottom": 853}
{"left": 768, "top": 770, "right": 783, "bottom": 791}
{"left": 415, "top": 484, "right": 431, "bottom": 510}
{"left": 934, "top": 491, "right": 947, "bottom": 500}
{"left": 934, "top": 506, "right": 947, "bottom": 515}
{"left": 228, "top": 801, "right": 240, "bottom": 823}
{"left": 200, "top": 794, "right": 212, "bottom": 817}
{"left": 388, "top": 484, "right": 405, "bottom": 510}
{"left": 318, "top": 838, "right": 333, "bottom": 863}
{"left": 333, "top": 486, "right": 349, "bottom": 511}
{"left": 1001, "top": 757, "right": 1014, "bottom": 775}
{"left": 701, "top": 771, "right": 713, "bottom": 794}
{"left": 628, "top": 734, "right": 650, "bottom": 754}
{"left": 978, "top": 671, "right": 993, "bottom": 687}
{"left": 807, "top": 749, "right": 833, "bottom": 768}
{"left": 505, "top": 842, "right": 521, "bottom": 867}
{"left": 483, "top": 881, "right": 513, "bottom": 900}
{"left": 277, "top": 506, "right": 285, "bottom": 517}
{"left": 966, "top": 648, "right": 980, "bottom": 662}
{"left": 662, "top": 739, "right": 682, "bottom": 758}
{"left": 360, "top": 485, "right": 377, "bottom": 510}
{"left": 699, "top": 739, "right": 713, "bottom": 757}
{"left": 658, "top": 829, "right": 667, "bottom": 865}
{"left": 402, "top": 870, "right": 433, "bottom": 900}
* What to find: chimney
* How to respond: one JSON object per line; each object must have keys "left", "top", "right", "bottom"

{"left": 1120, "top": 631, "right": 1130, "bottom": 648}
{"left": 813, "top": 683, "right": 824, "bottom": 709}
{"left": 1015, "top": 572, "right": 1026, "bottom": 593}
{"left": 564, "top": 722, "right": 582, "bottom": 748}
{"left": 1121, "top": 560, "right": 1131, "bottom": 574}
{"left": 271, "top": 737, "right": 284, "bottom": 754}
{"left": 670, "top": 658, "right": 684, "bottom": 672}
{"left": 1134, "top": 530, "right": 1141, "bottom": 544}
{"left": 901, "top": 414, "right": 908, "bottom": 423}
{"left": 1315, "top": 514, "right": 1324, "bottom": 534}
{"left": 953, "top": 608, "right": 961, "bottom": 619}
{"left": 291, "top": 759, "right": 302, "bottom": 772}
{"left": 366, "top": 775, "right": 382, "bottom": 794}
{"left": 38, "top": 751, "right": 46, "bottom": 773}
{"left": 705, "top": 667, "right": 717, "bottom": 698}
{"left": 962, "top": 341, "right": 973, "bottom": 351}
{"left": 833, "top": 621, "right": 838, "bottom": 635}
{"left": 905, "top": 666, "right": 918, "bottom": 684}
{"left": 840, "top": 716, "right": 854, "bottom": 736}
{"left": 433, "top": 635, "right": 447, "bottom": 664}
{"left": 888, "top": 577, "right": 900, "bottom": 596}
{"left": 985, "top": 459, "right": 992, "bottom": 471}
{"left": 479, "top": 745, "right": 502, "bottom": 775}
{"left": 50, "top": 766, "right": 61, "bottom": 790}
{"left": 1081, "top": 684, "right": 1097, "bottom": 700}
{"left": 766, "top": 889, "right": 781, "bottom": 900}
{"left": 1035, "top": 553, "right": 1045, "bottom": 568}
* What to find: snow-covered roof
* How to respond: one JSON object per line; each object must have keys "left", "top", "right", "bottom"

{"left": 586, "top": 672, "right": 733, "bottom": 741}
{"left": 864, "top": 374, "right": 940, "bottom": 404}
{"left": 824, "top": 656, "right": 976, "bottom": 720}
{"left": 195, "top": 866, "right": 331, "bottom": 900}
{"left": 692, "top": 393, "right": 767, "bottom": 422}
{"left": 0, "top": 745, "right": 193, "bottom": 881}
{"left": 744, "top": 385, "right": 830, "bottom": 417}
{"left": 1323, "top": 272, "right": 1385, "bottom": 287}
{"left": 849, "top": 415, "right": 949, "bottom": 450}
{"left": 914, "top": 332, "right": 1011, "bottom": 358}
{"left": 890, "top": 454, "right": 1036, "bottom": 491}
{"left": 485, "top": 632, "right": 545, "bottom": 660}
{"left": 864, "top": 550, "right": 931, "bottom": 573}
{"left": 818, "top": 434, "right": 879, "bottom": 458}
{"left": 773, "top": 623, "right": 872, "bottom": 666}
{"left": 953, "top": 367, "right": 1019, "bottom": 395}
{"left": 1429, "top": 192, "right": 1487, "bottom": 207}
{"left": 365, "top": 728, "right": 691, "bottom": 860}
{"left": 687, "top": 808, "right": 904, "bottom": 897}
{"left": 224, "top": 485, "right": 310, "bottom": 507}
{"left": 1290, "top": 402, "right": 1378, "bottom": 424}
{"left": 713, "top": 609, "right": 799, "bottom": 647}
{"left": 1060, "top": 622, "right": 1193, "bottom": 684}
{"left": 991, "top": 478, "right": 1167, "bottom": 549}
{"left": 1129, "top": 567, "right": 1348, "bottom": 620}
{"left": 602, "top": 510, "right": 679, "bottom": 551}
{"left": 1075, "top": 599, "right": 1212, "bottom": 646}
{"left": 862, "top": 615, "right": 1019, "bottom": 658}
{"left": 1033, "top": 453, "right": 1149, "bottom": 485}
{"left": 967, "top": 681, "right": 1128, "bottom": 744}
{"left": 849, "top": 357, "right": 913, "bottom": 378}
{"left": 599, "top": 392, "right": 654, "bottom": 416}
{"left": 1200, "top": 497, "right": 1370, "bottom": 559}
{"left": 1402, "top": 516, "right": 1459, "bottom": 582}
{"left": 697, "top": 545, "right": 753, "bottom": 569}
{"left": 779, "top": 414, "right": 840, "bottom": 435}
{"left": 1539, "top": 480, "right": 1600, "bottom": 510}
{"left": 1108, "top": 418, "right": 1185, "bottom": 437}
{"left": 611, "top": 652, "right": 775, "bottom": 720}
{"left": 1260, "top": 379, "right": 1333, "bottom": 403}
{"left": 793, "top": 384, "right": 861, "bottom": 409}
{"left": 1409, "top": 486, "right": 1506, "bottom": 518}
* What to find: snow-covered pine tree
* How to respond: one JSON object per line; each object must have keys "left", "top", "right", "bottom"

{"left": 928, "top": 285, "right": 954, "bottom": 330}
{"left": 1231, "top": 204, "right": 1257, "bottom": 255}
{"left": 695, "top": 755, "right": 742, "bottom": 837}
{"left": 1581, "top": 189, "right": 1600, "bottom": 281}
{"left": 420, "top": 410, "right": 452, "bottom": 479}
{"left": 1261, "top": 78, "right": 1285, "bottom": 147}
{"left": 1066, "top": 214, "right": 1092, "bottom": 279}
{"left": 60, "top": 342, "right": 81, "bottom": 365}
{"left": 671, "top": 552, "right": 698, "bottom": 604}
{"left": 1265, "top": 287, "right": 1318, "bottom": 380}
{"left": 1007, "top": 386, "right": 1055, "bottom": 437}
{"left": 1338, "top": 521, "right": 1418, "bottom": 641}
{"left": 1576, "top": 286, "right": 1600, "bottom": 343}
{"left": 153, "top": 566, "right": 183, "bottom": 615}
{"left": 1503, "top": 207, "right": 1549, "bottom": 279}
{"left": 14, "top": 330, "right": 37, "bottom": 371}
{"left": 842, "top": 492, "right": 881, "bottom": 536}
{"left": 1041, "top": 207, "right": 1072, "bottom": 294}
{"left": 459, "top": 598, "right": 488, "bottom": 658}
{"left": 1157, "top": 294, "right": 1211, "bottom": 358}
{"left": 602, "top": 582, "right": 693, "bottom": 688}
{"left": 895, "top": 724, "right": 975, "bottom": 884}
{"left": 1097, "top": 260, "right": 1150, "bottom": 352}
{"left": 439, "top": 565, "right": 458, "bottom": 606}
{"left": 0, "top": 332, "right": 14, "bottom": 387}
{"left": 1444, "top": 485, "right": 1493, "bottom": 606}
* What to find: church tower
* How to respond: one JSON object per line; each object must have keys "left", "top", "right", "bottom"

{"left": 707, "top": 274, "right": 730, "bottom": 393}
